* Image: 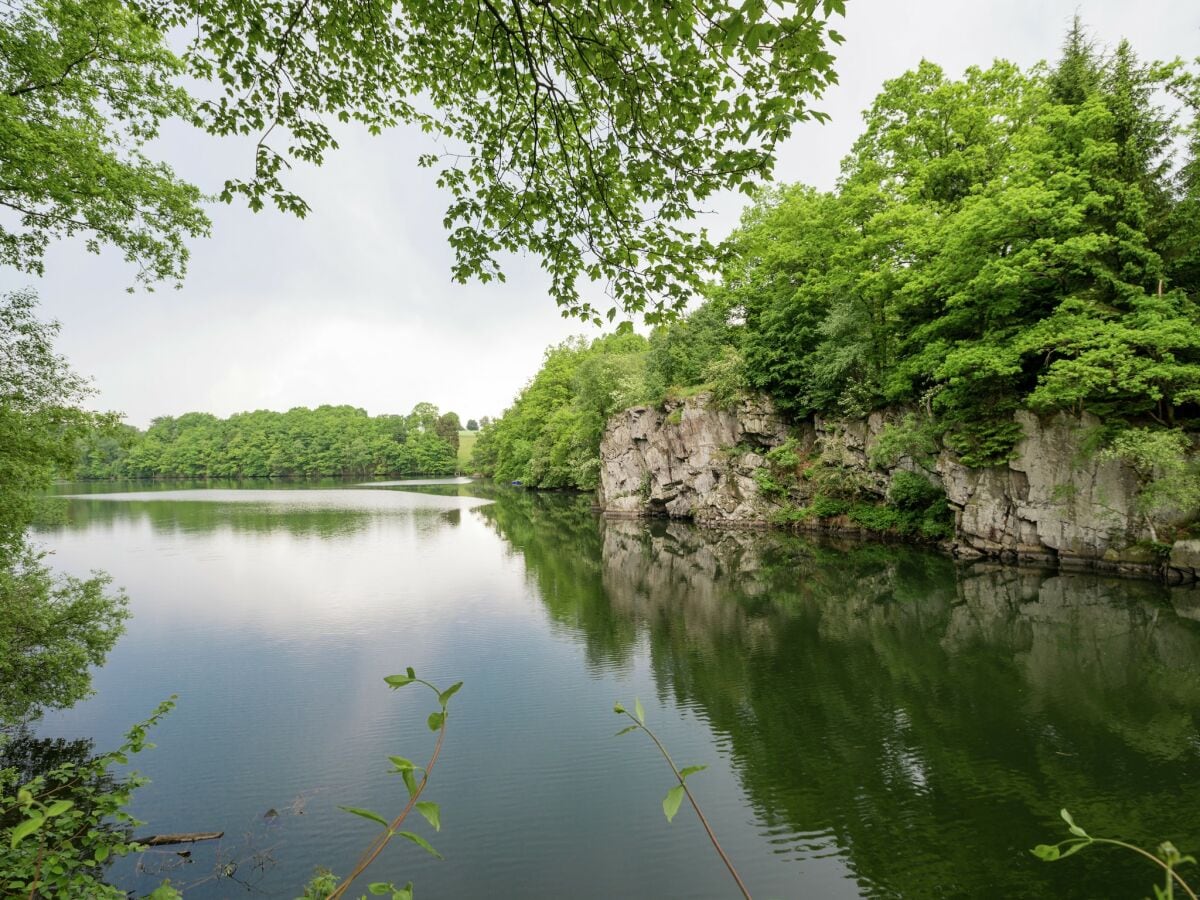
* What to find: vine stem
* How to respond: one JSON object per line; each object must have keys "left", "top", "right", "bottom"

{"left": 327, "top": 707, "right": 448, "bottom": 900}
{"left": 620, "top": 710, "right": 753, "bottom": 900}
{"left": 1091, "top": 838, "right": 1198, "bottom": 900}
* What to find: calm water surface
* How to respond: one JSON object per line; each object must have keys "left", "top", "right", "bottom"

{"left": 25, "top": 481, "right": 1200, "bottom": 898}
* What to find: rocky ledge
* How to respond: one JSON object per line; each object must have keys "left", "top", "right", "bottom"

{"left": 597, "top": 393, "right": 1199, "bottom": 582}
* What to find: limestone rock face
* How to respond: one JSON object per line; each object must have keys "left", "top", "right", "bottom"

{"left": 597, "top": 395, "right": 1197, "bottom": 580}
{"left": 936, "top": 411, "right": 1156, "bottom": 573}
{"left": 597, "top": 393, "right": 790, "bottom": 522}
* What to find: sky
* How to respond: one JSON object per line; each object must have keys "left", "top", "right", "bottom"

{"left": 2, "top": 0, "right": 1197, "bottom": 428}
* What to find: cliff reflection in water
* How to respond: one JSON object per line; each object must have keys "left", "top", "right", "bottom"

{"left": 479, "top": 491, "right": 1200, "bottom": 899}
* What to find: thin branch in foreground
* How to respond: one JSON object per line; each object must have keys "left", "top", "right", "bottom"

{"left": 613, "top": 699, "right": 752, "bottom": 900}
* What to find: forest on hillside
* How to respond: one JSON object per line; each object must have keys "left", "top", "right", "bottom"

{"left": 76, "top": 404, "right": 465, "bottom": 479}
{"left": 473, "top": 25, "right": 1200, "bottom": 489}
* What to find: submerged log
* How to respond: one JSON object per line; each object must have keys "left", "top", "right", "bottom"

{"left": 135, "top": 831, "right": 224, "bottom": 846}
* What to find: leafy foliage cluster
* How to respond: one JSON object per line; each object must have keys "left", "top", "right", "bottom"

{"left": 763, "top": 445, "right": 953, "bottom": 541}
{"left": 711, "top": 27, "right": 1200, "bottom": 463}
{"left": 0, "top": 546, "right": 129, "bottom": 724}
{"left": 1100, "top": 427, "right": 1200, "bottom": 541}
{"left": 0, "top": 0, "right": 208, "bottom": 286}
{"left": 0, "top": 290, "right": 129, "bottom": 725}
{"left": 1, "top": 699, "right": 179, "bottom": 899}
{"left": 0, "top": 290, "right": 104, "bottom": 549}
{"left": 478, "top": 26, "right": 1200, "bottom": 507}
{"left": 76, "top": 403, "right": 464, "bottom": 479}
{"left": 3, "top": 0, "right": 844, "bottom": 316}
{"left": 470, "top": 331, "right": 650, "bottom": 489}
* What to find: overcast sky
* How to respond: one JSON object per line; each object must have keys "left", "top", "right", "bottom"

{"left": 2, "top": 0, "right": 1196, "bottom": 428}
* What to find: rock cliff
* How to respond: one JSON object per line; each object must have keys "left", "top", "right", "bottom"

{"left": 597, "top": 393, "right": 1199, "bottom": 580}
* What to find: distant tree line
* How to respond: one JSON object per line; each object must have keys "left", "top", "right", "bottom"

{"left": 474, "top": 24, "right": 1200, "bottom": 492}
{"left": 77, "top": 404, "right": 465, "bottom": 479}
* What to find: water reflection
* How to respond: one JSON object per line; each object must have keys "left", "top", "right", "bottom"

{"left": 28, "top": 484, "right": 1200, "bottom": 899}
{"left": 481, "top": 497, "right": 1200, "bottom": 899}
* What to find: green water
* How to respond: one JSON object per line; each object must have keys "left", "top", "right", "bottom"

{"left": 26, "top": 481, "right": 1200, "bottom": 898}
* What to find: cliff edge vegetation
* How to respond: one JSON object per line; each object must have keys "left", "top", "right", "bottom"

{"left": 473, "top": 25, "right": 1200, "bottom": 548}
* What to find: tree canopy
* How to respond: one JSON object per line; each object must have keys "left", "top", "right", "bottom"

{"left": 471, "top": 331, "right": 649, "bottom": 488}
{"left": 478, "top": 25, "right": 1200, "bottom": 491}
{"left": 0, "top": 291, "right": 127, "bottom": 724}
{"left": 0, "top": 289, "right": 104, "bottom": 549}
{"left": 77, "top": 403, "right": 464, "bottom": 479}
{"left": 3, "top": 0, "right": 845, "bottom": 317}
{"left": 719, "top": 28, "right": 1200, "bottom": 463}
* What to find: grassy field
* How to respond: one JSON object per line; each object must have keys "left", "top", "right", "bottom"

{"left": 458, "top": 430, "right": 478, "bottom": 472}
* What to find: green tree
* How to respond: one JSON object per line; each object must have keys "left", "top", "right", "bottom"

{"left": 645, "top": 293, "right": 740, "bottom": 403}
{"left": 435, "top": 411, "right": 462, "bottom": 453}
{"left": 472, "top": 331, "right": 649, "bottom": 489}
{"left": 0, "top": 547, "right": 129, "bottom": 723}
{"left": 0, "top": 291, "right": 128, "bottom": 725}
{"left": 712, "top": 29, "right": 1199, "bottom": 464}
{"left": 0, "top": 289, "right": 100, "bottom": 548}
{"left": 76, "top": 402, "right": 462, "bottom": 477}
{"left": 5, "top": 0, "right": 844, "bottom": 317}
{"left": 0, "top": 0, "right": 209, "bottom": 284}
{"left": 465, "top": 419, "right": 479, "bottom": 432}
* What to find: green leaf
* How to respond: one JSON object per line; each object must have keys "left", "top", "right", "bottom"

{"left": 43, "top": 800, "right": 74, "bottom": 818}
{"left": 679, "top": 765, "right": 707, "bottom": 781}
{"left": 427, "top": 711, "right": 445, "bottom": 732}
{"left": 395, "top": 882, "right": 414, "bottom": 900}
{"left": 406, "top": 667, "right": 416, "bottom": 679}
{"left": 10, "top": 815, "right": 44, "bottom": 848}
{"left": 384, "top": 674, "right": 415, "bottom": 688}
{"left": 635, "top": 698, "right": 645, "bottom": 724}
{"left": 340, "top": 806, "right": 389, "bottom": 829}
{"left": 613, "top": 702, "right": 626, "bottom": 715}
{"left": 395, "top": 830, "right": 442, "bottom": 859}
{"left": 1060, "top": 809, "right": 1089, "bottom": 839}
{"left": 437, "top": 681, "right": 463, "bottom": 707}
{"left": 369, "top": 884, "right": 392, "bottom": 895}
{"left": 388, "top": 756, "right": 419, "bottom": 772}
{"left": 401, "top": 768, "right": 420, "bottom": 798}
{"left": 1031, "top": 844, "right": 1060, "bottom": 861}
{"left": 614, "top": 725, "right": 639, "bottom": 737}
{"left": 662, "top": 785, "right": 685, "bottom": 823}
{"left": 415, "top": 801, "right": 441, "bottom": 831}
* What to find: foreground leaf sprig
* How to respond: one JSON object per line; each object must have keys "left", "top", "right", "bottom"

{"left": 0, "top": 697, "right": 179, "bottom": 899}
{"left": 1033, "top": 808, "right": 1198, "bottom": 900}
{"left": 614, "top": 698, "right": 751, "bottom": 900}
{"left": 320, "top": 669, "right": 463, "bottom": 900}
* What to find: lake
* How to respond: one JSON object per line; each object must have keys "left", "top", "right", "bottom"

{"left": 25, "top": 480, "right": 1200, "bottom": 898}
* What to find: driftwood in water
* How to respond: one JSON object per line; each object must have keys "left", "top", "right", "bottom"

{"left": 136, "top": 831, "right": 224, "bottom": 846}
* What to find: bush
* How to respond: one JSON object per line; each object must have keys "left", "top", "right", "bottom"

{"left": 942, "top": 417, "right": 1025, "bottom": 468}
{"left": 1100, "top": 428, "right": 1200, "bottom": 539}
{"left": 702, "top": 346, "right": 749, "bottom": 410}
{"left": 753, "top": 467, "right": 788, "bottom": 498}
{"left": 869, "top": 414, "right": 939, "bottom": 469}
{"left": 1, "top": 700, "right": 178, "bottom": 899}
{"left": 809, "top": 495, "right": 850, "bottom": 518}
{"left": 888, "top": 471, "right": 943, "bottom": 510}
